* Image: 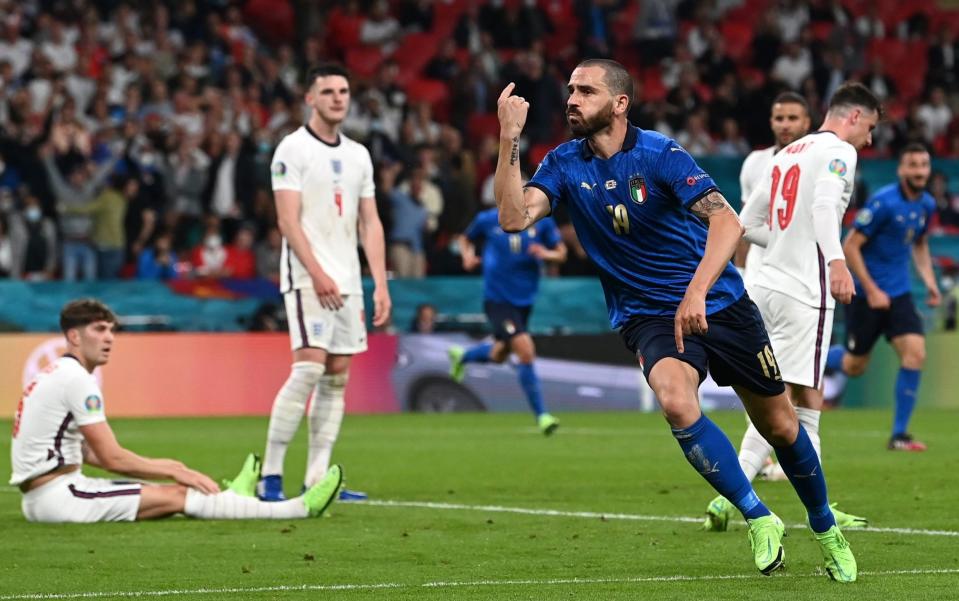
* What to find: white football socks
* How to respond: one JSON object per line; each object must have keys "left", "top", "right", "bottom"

{"left": 184, "top": 489, "right": 307, "bottom": 519}
{"left": 304, "top": 373, "right": 347, "bottom": 487}
{"left": 262, "top": 361, "right": 326, "bottom": 476}
{"left": 737, "top": 419, "right": 773, "bottom": 482}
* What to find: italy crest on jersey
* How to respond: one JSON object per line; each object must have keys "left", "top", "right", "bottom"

{"left": 629, "top": 176, "right": 646, "bottom": 205}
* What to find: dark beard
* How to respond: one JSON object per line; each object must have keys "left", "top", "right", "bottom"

{"left": 567, "top": 102, "right": 614, "bottom": 137}
{"left": 904, "top": 177, "right": 928, "bottom": 194}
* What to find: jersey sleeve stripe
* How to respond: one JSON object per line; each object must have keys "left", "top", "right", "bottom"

{"left": 68, "top": 484, "right": 141, "bottom": 499}
{"left": 525, "top": 182, "right": 557, "bottom": 208}
{"left": 682, "top": 186, "right": 719, "bottom": 208}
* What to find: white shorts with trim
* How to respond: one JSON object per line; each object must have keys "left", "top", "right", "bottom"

{"left": 284, "top": 291, "right": 368, "bottom": 354}
{"left": 750, "top": 284, "right": 834, "bottom": 389}
{"left": 21, "top": 471, "right": 141, "bottom": 523}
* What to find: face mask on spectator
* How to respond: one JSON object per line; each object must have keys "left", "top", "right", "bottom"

{"left": 204, "top": 234, "right": 222, "bottom": 249}
{"left": 25, "top": 206, "right": 41, "bottom": 222}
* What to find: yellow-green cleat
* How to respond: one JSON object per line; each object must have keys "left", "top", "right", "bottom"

{"left": 831, "top": 503, "right": 868, "bottom": 529}
{"left": 303, "top": 464, "right": 344, "bottom": 518}
{"left": 703, "top": 495, "right": 735, "bottom": 532}
{"left": 224, "top": 453, "right": 261, "bottom": 497}
{"left": 815, "top": 525, "right": 857, "bottom": 582}
{"left": 448, "top": 346, "right": 466, "bottom": 383}
{"left": 537, "top": 413, "right": 560, "bottom": 435}
{"left": 747, "top": 513, "right": 786, "bottom": 575}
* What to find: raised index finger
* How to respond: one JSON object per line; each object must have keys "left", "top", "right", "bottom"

{"left": 498, "top": 82, "right": 516, "bottom": 104}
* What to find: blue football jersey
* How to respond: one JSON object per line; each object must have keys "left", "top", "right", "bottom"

{"left": 465, "top": 208, "right": 562, "bottom": 306}
{"left": 527, "top": 125, "right": 744, "bottom": 328}
{"left": 852, "top": 183, "right": 936, "bottom": 297}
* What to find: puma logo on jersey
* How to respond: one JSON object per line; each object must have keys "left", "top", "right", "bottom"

{"left": 581, "top": 182, "right": 595, "bottom": 191}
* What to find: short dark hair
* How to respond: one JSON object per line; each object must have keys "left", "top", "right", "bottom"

{"left": 827, "top": 82, "right": 884, "bottom": 119}
{"left": 60, "top": 299, "right": 117, "bottom": 334}
{"left": 899, "top": 142, "right": 931, "bottom": 161}
{"left": 575, "top": 59, "right": 634, "bottom": 109}
{"left": 772, "top": 91, "right": 809, "bottom": 113}
{"left": 305, "top": 62, "right": 351, "bottom": 89}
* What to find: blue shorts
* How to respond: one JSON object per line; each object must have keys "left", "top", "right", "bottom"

{"left": 845, "top": 293, "right": 923, "bottom": 356}
{"left": 619, "top": 293, "right": 786, "bottom": 397}
{"left": 484, "top": 300, "right": 532, "bottom": 341}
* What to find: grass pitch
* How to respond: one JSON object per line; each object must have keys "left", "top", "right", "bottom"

{"left": 1, "top": 409, "right": 957, "bottom": 600}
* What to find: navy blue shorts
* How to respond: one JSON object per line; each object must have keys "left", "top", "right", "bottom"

{"left": 484, "top": 300, "right": 532, "bottom": 341}
{"left": 845, "top": 293, "right": 923, "bottom": 356}
{"left": 619, "top": 293, "right": 786, "bottom": 397}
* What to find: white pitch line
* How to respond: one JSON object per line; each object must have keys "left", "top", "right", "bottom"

{"left": 2, "top": 569, "right": 958, "bottom": 600}
{"left": 356, "top": 499, "right": 959, "bottom": 538}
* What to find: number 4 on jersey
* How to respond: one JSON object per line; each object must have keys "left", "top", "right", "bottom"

{"left": 768, "top": 165, "right": 800, "bottom": 230}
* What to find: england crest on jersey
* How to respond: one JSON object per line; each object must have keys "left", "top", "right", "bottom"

{"left": 629, "top": 176, "right": 646, "bottom": 204}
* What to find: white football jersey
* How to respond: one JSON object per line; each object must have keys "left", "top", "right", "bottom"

{"left": 271, "top": 126, "right": 375, "bottom": 295}
{"left": 739, "top": 146, "right": 777, "bottom": 287}
{"left": 749, "top": 131, "right": 858, "bottom": 309}
{"left": 10, "top": 356, "right": 106, "bottom": 486}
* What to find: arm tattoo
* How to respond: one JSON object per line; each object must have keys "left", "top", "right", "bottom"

{"left": 690, "top": 190, "right": 734, "bottom": 225}
{"left": 509, "top": 137, "right": 519, "bottom": 166}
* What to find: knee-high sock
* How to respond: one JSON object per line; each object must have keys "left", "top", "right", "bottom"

{"left": 795, "top": 407, "right": 822, "bottom": 461}
{"left": 826, "top": 345, "right": 846, "bottom": 373}
{"left": 738, "top": 419, "right": 773, "bottom": 482}
{"left": 184, "top": 489, "right": 308, "bottom": 519}
{"left": 516, "top": 362, "right": 546, "bottom": 417}
{"left": 262, "top": 362, "right": 326, "bottom": 476}
{"left": 774, "top": 424, "right": 834, "bottom": 533}
{"left": 305, "top": 373, "right": 346, "bottom": 487}
{"left": 672, "top": 414, "right": 770, "bottom": 520}
{"left": 463, "top": 342, "right": 493, "bottom": 364}
{"left": 893, "top": 367, "right": 921, "bottom": 437}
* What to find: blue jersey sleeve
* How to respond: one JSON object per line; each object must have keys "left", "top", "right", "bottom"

{"left": 527, "top": 150, "right": 564, "bottom": 209}
{"left": 464, "top": 211, "right": 490, "bottom": 243}
{"left": 540, "top": 217, "right": 562, "bottom": 248}
{"left": 653, "top": 143, "right": 719, "bottom": 208}
{"left": 852, "top": 196, "right": 888, "bottom": 238}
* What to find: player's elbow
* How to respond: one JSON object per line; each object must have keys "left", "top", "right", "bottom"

{"left": 499, "top": 217, "right": 525, "bottom": 233}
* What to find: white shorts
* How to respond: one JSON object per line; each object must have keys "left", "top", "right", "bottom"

{"left": 750, "top": 285, "right": 834, "bottom": 389}
{"left": 284, "top": 290, "right": 368, "bottom": 354}
{"left": 21, "top": 471, "right": 141, "bottom": 523}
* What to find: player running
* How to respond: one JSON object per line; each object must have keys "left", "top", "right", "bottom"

{"left": 10, "top": 299, "right": 342, "bottom": 523}
{"left": 494, "top": 59, "right": 857, "bottom": 581}
{"left": 448, "top": 207, "right": 566, "bottom": 434}
{"left": 825, "top": 143, "right": 939, "bottom": 451}
{"left": 261, "top": 62, "right": 391, "bottom": 502}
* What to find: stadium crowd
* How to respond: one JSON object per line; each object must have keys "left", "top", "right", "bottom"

{"left": 2, "top": 0, "right": 959, "bottom": 281}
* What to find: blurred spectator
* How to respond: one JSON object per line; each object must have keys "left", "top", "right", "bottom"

{"left": 930, "top": 171, "right": 959, "bottom": 229}
{"left": 917, "top": 87, "right": 953, "bottom": 144}
{"left": 814, "top": 50, "right": 850, "bottom": 103}
{"left": 0, "top": 16, "right": 33, "bottom": 78}
{"left": 772, "top": 42, "right": 813, "bottom": 90}
{"left": 454, "top": 3, "right": 485, "bottom": 54}
{"left": 224, "top": 224, "right": 256, "bottom": 279}
{"left": 404, "top": 102, "right": 441, "bottom": 146}
{"left": 863, "top": 57, "right": 897, "bottom": 102}
{"left": 361, "top": 1, "right": 402, "bottom": 55}
{"left": 575, "top": 0, "right": 616, "bottom": 59}
{"left": 410, "top": 302, "right": 437, "bottom": 333}
{"left": 676, "top": 110, "right": 715, "bottom": 156}
{"left": 60, "top": 174, "right": 132, "bottom": 280}
{"left": 399, "top": 0, "right": 434, "bottom": 33}
{"left": 927, "top": 26, "right": 958, "bottom": 91}
{"left": 206, "top": 131, "right": 255, "bottom": 239}
{"left": 137, "top": 231, "right": 179, "bottom": 280}
{"left": 633, "top": 0, "right": 679, "bottom": 63}
{"left": 854, "top": 5, "right": 885, "bottom": 39}
{"left": 255, "top": 225, "right": 282, "bottom": 282}
{"left": 777, "top": 0, "right": 810, "bottom": 43}
{"left": 384, "top": 162, "right": 428, "bottom": 278}
{"left": 398, "top": 156, "right": 443, "bottom": 234}
{"left": 0, "top": 212, "right": 11, "bottom": 277}
{"left": 425, "top": 38, "right": 461, "bottom": 82}
{"left": 715, "top": 118, "right": 751, "bottom": 157}
{"left": 751, "top": 9, "right": 783, "bottom": 71}
{"left": 8, "top": 192, "right": 57, "bottom": 280}
{"left": 190, "top": 215, "right": 229, "bottom": 278}
{"left": 514, "top": 53, "right": 563, "bottom": 145}
{"left": 162, "top": 136, "right": 209, "bottom": 248}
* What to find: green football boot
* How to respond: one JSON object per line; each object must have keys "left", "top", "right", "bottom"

{"left": 224, "top": 453, "right": 261, "bottom": 497}
{"left": 303, "top": 465, "right": 344, "bottom": 518}
{"left": 448, "top": 346, "right": 466, "bottom": 383}
{"left": 703, "top": 495, "right": 735, "bottom": 532}
{"left": 746, "top": 513, "right": 786, "bottom": 575}
{"left": 814, "top": 525, "right": 857, "bottom": 582}
{"left": 537, "top": 413, "right": 560, "bottom": 435}
{"left": 831, "top": 503, "right": 868, "bottom": 529}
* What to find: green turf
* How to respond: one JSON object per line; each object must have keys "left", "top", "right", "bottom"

{"left": 1, "top": 409, "right": 958, "bottom": 600}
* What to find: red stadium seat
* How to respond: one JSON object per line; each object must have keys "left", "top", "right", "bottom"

{"left": 866, "top": 39, "right": 928, "bottom": 102}
{"left": 720, "top": 20, "right": 753, "bottom": 62}
{"left": 810, "top": 21, "right": 834, "bottom": 41}
{"left": 529, "top": 143, "right": 553, "bottom": 167}
{"left": 392, "top": 32, "right": 442, "bottom": 84}
{"left": 641, "top": 67, "right": 667, "bottom": 102}
{"left": 467, "top": 113, "right": 501, "bottom": 144}
{"left": 345, "top": 46, "right": 384, "bottom": 80}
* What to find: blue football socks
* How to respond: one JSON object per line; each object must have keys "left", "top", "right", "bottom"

{"left": 516, "top": 363, "right": 547, "bottom": 417}
{"left": 672, "top": 414, "right": 770, "bottom": 520}
{"left": 774, "top": 424, "right": 835, "bottom": 533}
{"left": 893, "top": 367, "right": 921, "bottom": 436}
{"left": 462, "top": 342, "right": 494, "bottom": 364}
{"left": 826, "top": 345, "right": 846, "bottom": 373}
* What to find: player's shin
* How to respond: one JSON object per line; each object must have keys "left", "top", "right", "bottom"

{"left": 773, "top": 424, "right": 835, "bottom": 532}
{"left": 672, "top": 414, "right": 771, "bottom": 520}
{"left": 305, "top": 372, "right": 346, "bottom": 487}
{"left": 262, "top": 361, "right": 326, "bottom": 476}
